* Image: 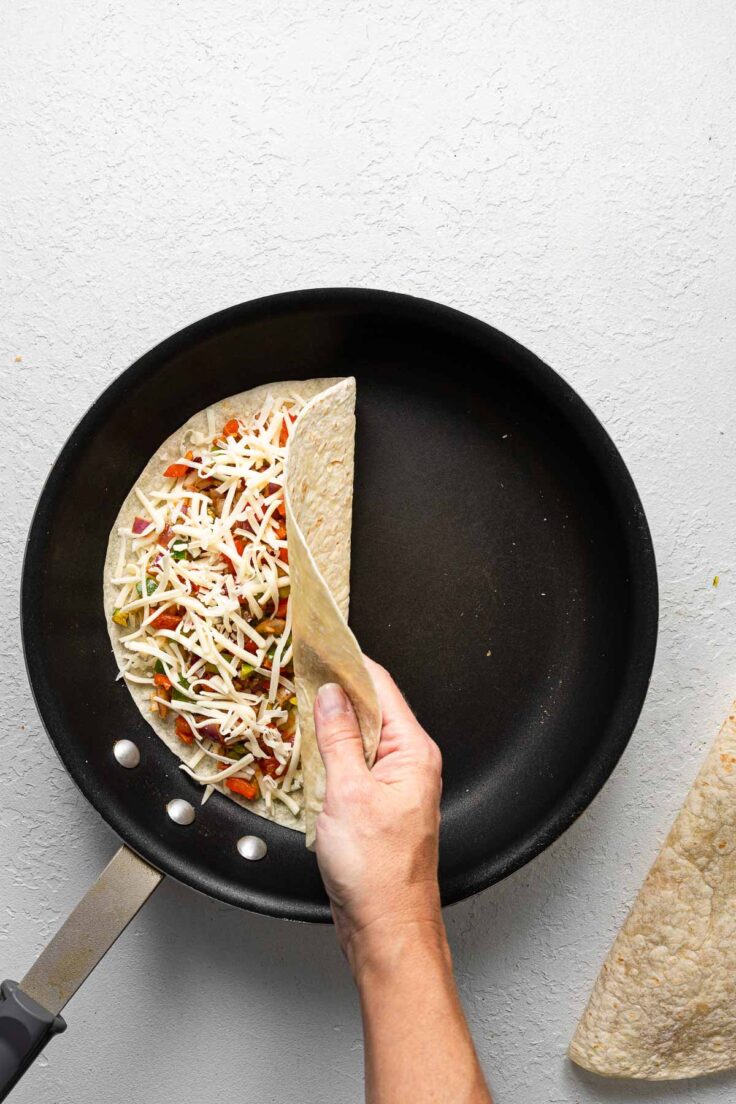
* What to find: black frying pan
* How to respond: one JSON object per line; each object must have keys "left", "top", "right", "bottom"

{"left": 2, "top": 288, "right": 657, "bottom": 1097}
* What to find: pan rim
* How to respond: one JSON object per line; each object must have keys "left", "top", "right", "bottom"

{"left": 21, "top": 286, "right": 658, "bottom": 921}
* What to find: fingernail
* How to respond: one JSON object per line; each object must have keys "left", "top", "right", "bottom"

{"left": 317, "top": 683, "right": 347, "bottom": 718}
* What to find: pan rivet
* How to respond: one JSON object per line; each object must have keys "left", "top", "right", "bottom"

{"left": 166, "top": 799, "right": 195, "bottom": 826}
{"left": 113, "top": 739, "right": 140, "bottom": 769}
{"left": 237, "top": 835, "right": 268, "bottom": 861}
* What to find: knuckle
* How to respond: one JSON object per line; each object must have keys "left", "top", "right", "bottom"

{"left": 338, "top": 778, "right": 368, "bottom": 806}
{"left": 417, "top": 737, "right": 443, "bottom": 774}
{"left": 427, "top": 739, "right": 443, "bottom": 770}
{"left": 319, "top": 717, "right": 360, "bottom": 750}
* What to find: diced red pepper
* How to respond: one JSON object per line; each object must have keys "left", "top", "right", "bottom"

{"left": 152, "top": 610, "right": 183, "bottom": 631}
{"left": 226, "top": 776, "right": 259, "bottom": 800}
{"left": 153, "top": 672, "right": 172, "bottom": 692}
{"left": 278, "top": 412, "right": 297, "bottom": 447}
{"left": 278, "top": 547, "right": 289, "bottom": 564}
{"left": 163, "top": 462, "right": 189, "bottom": 479}
{"left": 222, "top": 419, "right": 241, "bottom": 438}
{"left": 221, "top": 536, "right": 247, "bottom": 575}
{"left": 132, "top": 516, "right": 151, "bottom": 535}
{"left": 175, "top": 715, "right": 194, "bottom": 744}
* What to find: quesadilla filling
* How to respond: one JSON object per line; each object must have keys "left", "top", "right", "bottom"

{"left": 108, "top": 394, "right": 304, "bottom": 818}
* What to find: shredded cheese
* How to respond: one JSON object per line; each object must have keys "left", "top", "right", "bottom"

{"left": 110, "top": 394, "right": 303, "bottom": 820}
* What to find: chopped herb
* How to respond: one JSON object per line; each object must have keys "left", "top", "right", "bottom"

{"left": 136, "top": 578, "right": 158, "bottom": 598}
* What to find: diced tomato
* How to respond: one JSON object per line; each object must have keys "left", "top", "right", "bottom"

{"left": 244, "top": 640, "right": 257, "bottom": 655}
{"left": 190, "top": 582, "right": 200, "bottom": 596}
{"left": 163, "top": 462, "right": 189, "bottom": 479}
{"left": 175, "top": 715, "right": 194, "bottom": 744}
{"left": 153, "top": 672, "right": 172, "bottom": 692}
{"left": 132, "top": 516, "right": 151, "bottom": 535}
{"left": 276, "top": 596, "right": 288, "bottom": 618}
{"left": 152, "top": 611, "right": 183, "bottom": 631}
{"left": 226, "top": 776, "right": 259, "bottom": 800}
{"left": 275, "top": 501, "right": 286, "bottom": 519}
{"left": 267, "top": 483, "right": 281, "bottom": 496}
{"left": 260, "top": 756, "right": 282, "bottom": 778}
{"left": 158, "top": 525, "right": 174, "bottom": 547}
{"left": 278, "top": 547, "right": 289, "bottom": 564}
{"left": 274, "top": 520, "right": 287, "bottom": 541}
{"left": 222, "top": 419, "right": 240, "bottom": 438}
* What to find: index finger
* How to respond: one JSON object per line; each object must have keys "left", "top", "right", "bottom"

{"left": 363, "top": 657, "right": 434, "bottom": 759}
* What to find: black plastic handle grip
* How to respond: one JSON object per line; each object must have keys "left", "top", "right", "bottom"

{"left": 0, "top": 980, "right": 66, "bottom": 1101}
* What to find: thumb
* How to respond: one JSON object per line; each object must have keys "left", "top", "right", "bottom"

{"left": 314, "top": 683, "right": 368, "bottom": 787}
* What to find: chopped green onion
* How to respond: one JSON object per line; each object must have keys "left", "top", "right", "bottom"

{"left": 136, "top": 578, "right": 158, "bottom": 598}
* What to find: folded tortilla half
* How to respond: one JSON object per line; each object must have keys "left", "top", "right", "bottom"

{"left": 569, "top": 706, "right": 736, "bottom": 1079}
{"left": 104, "top": 376, "right": 380, "bottom": 841}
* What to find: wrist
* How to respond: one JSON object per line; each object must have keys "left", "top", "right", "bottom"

{"left": 345, "top": 888, "right": 448, "bottom": 984}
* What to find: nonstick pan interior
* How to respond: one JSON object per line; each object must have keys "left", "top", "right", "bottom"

{"left": 22, "top": 289, "right": 658, "bottom": 921}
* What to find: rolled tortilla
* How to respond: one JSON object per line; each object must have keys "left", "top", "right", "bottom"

{"left": 569, "top": 705, "right": 736, "bottom": 1079}
{"left": 104, "top": 376, "right": 380, "bottom": 837}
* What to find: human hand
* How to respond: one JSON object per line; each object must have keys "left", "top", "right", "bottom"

{"left": 313, "top": 659, "right": 443, "bottom": 971}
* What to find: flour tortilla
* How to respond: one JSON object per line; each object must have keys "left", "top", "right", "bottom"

{"left": 105, "top": 376, "right": 379, "bottom": 836}
{"left": 286, "top": 379, "right": 382, "bottom": 847}
{"left": 569, "top": 706, "right": 736, "bottom": 1079}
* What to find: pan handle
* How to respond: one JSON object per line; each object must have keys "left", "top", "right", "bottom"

{"left": 0, "top": 981, "right": 66, "bottom": 1100}
{"left": 0, "top": 846, "right": 162, "bottom": 1101}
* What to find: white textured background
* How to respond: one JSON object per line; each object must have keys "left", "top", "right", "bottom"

{"left": 1, "top": 2, "right": 735, "bottom": 1101}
